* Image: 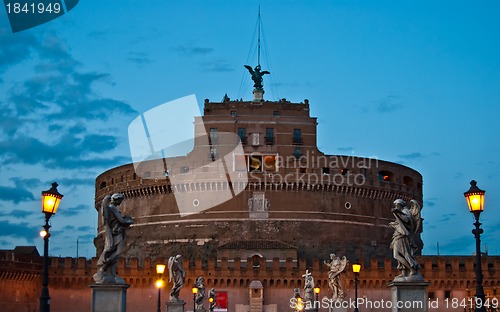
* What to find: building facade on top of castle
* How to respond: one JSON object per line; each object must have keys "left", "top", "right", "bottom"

{"left": 94, "top": 85, "right": 423, "bottom": 264}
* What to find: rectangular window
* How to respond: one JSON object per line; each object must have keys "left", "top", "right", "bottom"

{"left": 265, "top": 128, "right": 274, "bottom": 145}
{"left": 238, "top": 128, "right": 247, "bottom": 144}
{"left": 209, "top": 128, "right": 218, "bottom": 145}
{"left": 231, "top": 111, "right": 237, "bottom": 117}
{"left": 293, "top": 147, "right": 302, "bottom": 158}
{"left": 293, "top": 128, "right": 302, "bottom": 145}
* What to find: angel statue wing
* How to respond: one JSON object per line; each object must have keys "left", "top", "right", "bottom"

{"left": 168, "top": 256, "right": 175, "bottom": 283}
{"left": 261, "top": 70, "right": 270, "bottom": 75}
{"left": 339, "top": 256, "right": 348, "bottom": 272}
{"left": 409, "top": 199, "right": 422, "bottom": 251}
{"left": 101, "top": 195, "right": 111, "bottom": 225}
{"left": 244, "top": 65, "right": 254, "bottom": 75}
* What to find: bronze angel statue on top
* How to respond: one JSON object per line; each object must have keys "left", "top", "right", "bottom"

{"left": 244, "top": 64, "right": 270, "bottom": 89}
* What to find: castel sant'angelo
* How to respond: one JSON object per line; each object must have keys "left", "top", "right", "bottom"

{"left": 1, "top": 64, "right": 499, "bottom": 312}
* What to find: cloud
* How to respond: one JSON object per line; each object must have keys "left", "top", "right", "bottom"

{"left": 0, "top": 209, "right": 32, "bottom": 219}
{"left": 170, "top": 45, "right": 213, "bottom": 56}
{"left": 0, "top": 185, "right": 34, "bottom": 204}
{"left": 56, "top": 177, "right": 95, "bottom": 187}
{"left": 439, "top": 235, "right": 475, "bottom": 254}
{"left": 58, "top": 204, "right": 92, "bottom": 217}
{"left": 375, "top": 95, "right": 402, "bottom": 113}
{"left": 337, "top": 146, "right": 355, "bottom": 152}
{"left": 200, "top": 59, "right": 234, "bottom": 72}
{"left": 127, "top": 51, "right": 152, "bottom": 67}
{"left": 399, "top": 152, "right": 425, "bottom": 160}
{"left": 0, "top": 220, "right": 39, "bottom": 243}
{"left": 0, "top": 27, "right": 40, "bottom": 76}
{"left": 77, "top": 225, "right": 93, "bottom": 232}
{"left": 437, "top": 213, "right": 457, "bottom": 223}
{"left": 0, "top": 132, "right": 120, "bottom": 167}
{"left": 423, "top": 197, "right": 437, "bottom": 208}
{"left": 9, "top": 177, "right": 43, "bottom": 189}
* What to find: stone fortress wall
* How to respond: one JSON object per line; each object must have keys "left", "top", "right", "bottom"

{"left": 93, "top": 98, "right": 424, "bottom": 263}
{"left": 1, "top": 253, "right": 498, "bottom": 312}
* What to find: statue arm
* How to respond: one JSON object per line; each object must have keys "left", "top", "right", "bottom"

{"left": 109, "top": 206, "right": 133, "bottom": 225}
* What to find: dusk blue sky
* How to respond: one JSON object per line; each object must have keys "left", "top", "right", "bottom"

{"left": 0, "top": 1, "right": 499, "bottom": 258}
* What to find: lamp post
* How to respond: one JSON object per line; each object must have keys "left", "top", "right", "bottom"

{"left": 40, "top": 182, "right": 63, "bottom": 312}
{"left": 209, "top": 289, "right": 215, "bottom": 312}
{"left": 156, "top": 264, "right": 166, "bottom": 312}
{"left": 314, "top": 287, "right": 320, "bottom": 312}
{"left": 192, "top": 287, "right": 198, "bottom": 312}
{"left": 352, "top": 262, "right": 361, "bottom": 312}
{"left": 464, "top": 180, "right": 486, "bottom": 312}
{"left": 296, "top": 296, "right": 304, "bottom": 312}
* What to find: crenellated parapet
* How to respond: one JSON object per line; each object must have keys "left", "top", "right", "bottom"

{"left": 8, "top": 255, "right": 494, "bottom": 291}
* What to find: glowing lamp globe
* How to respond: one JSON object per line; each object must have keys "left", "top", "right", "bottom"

{"left": 192, "top": 287, "right": 198, "bottom": 294}
{"left": 42, "top": 182, "right": 63, "bottom": 216}
{"left": 464, "top": 180, "right": 485, "bottom": 214}
{"left": 352, "top": 263, "right": 361, "bottom": 273}
{"left": 156, "top": 264, "right": 166, "bottom": 274}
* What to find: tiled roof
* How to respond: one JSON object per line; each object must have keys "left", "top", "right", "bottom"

{"left": 218, "top": 240, "right": 296, "bottom": 250}
{"left": 13, "top": 246, "right": 40, "bottom": 256}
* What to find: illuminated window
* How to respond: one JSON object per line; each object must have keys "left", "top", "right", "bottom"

{"left": 249, "top": 155, "right": 262, "bottom": 172}
{"left": 378, "top": 170, "right": 394, "bottom": 182}
{"left": 263, "top": 155, "right": 277, "bottom": 172}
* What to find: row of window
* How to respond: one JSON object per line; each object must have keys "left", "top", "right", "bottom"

{"left": 231, "top": 110, "right": 281, "bottom": 117}
{"left": 209, "top": 128, "right": 303, "bottom": 146}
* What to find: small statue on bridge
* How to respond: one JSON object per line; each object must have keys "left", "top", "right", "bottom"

{"left": 93, "top": 193, "right": 133, "bottom": 284}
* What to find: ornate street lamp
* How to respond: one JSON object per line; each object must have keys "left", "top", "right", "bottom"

{"left": 296, "top": 296, "right": 304, "bottom": 312}
{"left": 156, "top": 264, "right": 166, "bottom": 312}
{"left": 464, "top": 180, "right": 486, "bottom": 312}
{"left": 352, "top": 262, "right": 361, "bottom": 312}
{"left": 40, "top": 182, "right": 63, "bottom": 312}
{"left": 314, "top": 287, "right": 320, "bottom": 312}
{"left": 192, "top": 287, "right": 198, "bottom": 312}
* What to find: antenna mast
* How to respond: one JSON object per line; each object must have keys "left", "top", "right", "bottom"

{"left": 258, "top": 5, "right": 261, "bottom": 66}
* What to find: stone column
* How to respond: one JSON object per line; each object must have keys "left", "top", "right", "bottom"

{"left": 388, "top": 281, "right": 430, "bottom": 312}
{"left": 90, "top": 283, "right": 129, "bottom": 312}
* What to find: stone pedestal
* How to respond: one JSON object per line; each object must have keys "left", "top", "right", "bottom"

{"left": 166, "top": 300, "right": 185, "bottom": 312}
{"left": 388, "top": 281, "right": 430, "bottom": 312}
{"left": 253, "top": 88, "right": 264, "bottom": 102}
{"left": 327, "top": 300, "right": 347, "bottom": 312}
{"left": 90, "top": 283, "right": 129, "bottom": 312}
